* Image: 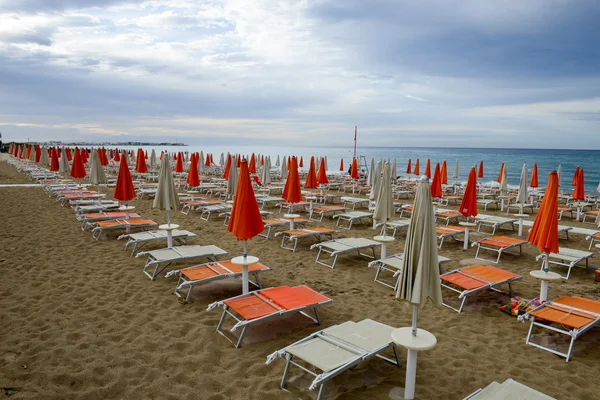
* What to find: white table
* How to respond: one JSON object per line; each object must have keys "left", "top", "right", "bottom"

{"left": 159, "top": 223, "right": 180, "bottom": 248}
{"left": 530, "top": 270, "right": 562, "bottom": 302}
{"left": 283, "top": 213, "right": 300, "bottom": 230}
{"left": 459, "top": 222, "right": 477, "bottom": 250}
{"left": 373, "top": 235, "right": 394, "bottom": 259}
{"left": 232, "top": 255, "right": 259, "bottom": 294}
{"left": 514, "top": 213, "right": 528, "bottom": 237}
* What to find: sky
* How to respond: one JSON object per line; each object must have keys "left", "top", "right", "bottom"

{"left": 0, "top": 0, "right": 599, "bottom": 148}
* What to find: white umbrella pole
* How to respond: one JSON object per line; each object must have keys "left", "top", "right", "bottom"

{"left": 404, "top": 305, "right": 419, "bottom": 400}
{"left": 540, "top": 253, "right": 549, "bottom": 301}
{"left": 167, "top": 209, "right": 173, "bottom": 248}
{"left": 242, "top": 240, "right": 249, "bottom": 294}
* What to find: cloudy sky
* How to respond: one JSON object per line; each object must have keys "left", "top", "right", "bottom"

{"left": 0, "top": 0, "right": 599, "bottom": 148}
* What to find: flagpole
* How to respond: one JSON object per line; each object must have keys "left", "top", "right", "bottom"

{"left": 353, "top": 126, "right": 357, "bottom": 158}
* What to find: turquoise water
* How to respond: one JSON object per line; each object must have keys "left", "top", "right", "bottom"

{"left": 119, "top": 145, "right": 600, "bottom": 193}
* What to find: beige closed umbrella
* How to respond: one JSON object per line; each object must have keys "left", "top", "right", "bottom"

{"left": 500, "top": 164, "right": 508, "bottom": 193}
{"left": 374, "top": 162, "right": 395, "bottom": 236}
{"left": 59, "top": 147, "right": 70, "bottom": 173}
{"left": 150, "top": 149, "right": 157, "bottom": 169}
{"left": 227, "top": 156, "right": 238, "bottom": 197}
{"left": 153, "top": 153, "right": 180, "bottom": 247}
{"left": 39, "top": 146, "right": 50, "bottom": 167}
{"left": 557, "top": 164, "right": 562, "bottom": 188}
{"left": 395, "top": 175, "right": 441, "bottom": 400}
{"left": 89, "top": 149, "right": 107, "bottom": 194}
{"left": 281, "top": 156, "right": 287, "bottom": 180}
{"left": 516, "top": 163, "right": 528, "bottom": 211}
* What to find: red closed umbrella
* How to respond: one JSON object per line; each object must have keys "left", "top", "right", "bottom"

{"left": 572, "top": 166, "right": 579, "bottom": 186}
{"left": 249, "top": 153, "right": 257, "bottom": 174}
{"left": 572, "top": 168, "right": 585, "bottom": 200}
{"left": 414, "top": 159, "right": 420, "bottom": 176}
{"left": 223, "top": 154, "right": 232, "bottom": 180}
{"left": 431, "top": 163, "right": 442, "bottom": 198}
{"left": 299, "top": 156, "right": 304, "bottom": 168}
{"left": 406, "top": 158, "right": 412, "bottom": 174}
{"left": 283, "top": 156, "right": 302, "bottom": 204}
{"left": 530, "top": 164, "right": 539, "bottom": 188}
{"left": 317, "top": 157, "right": 329, "bottom": 185}
{"left": 136, "top": 148, "right": 148, "bottom": 173}
{"left": 261, "top": 155, "right": 265, "bottom": 166}
{"left": 186, "top": 153, "right": 200, "bottom": 187}
{"left": 350, "top": 157, "right": 359, "bottom": 179}
{"left": 497, "top": 163, "right": 505, "bottom": 183}
{"left": 459, "top": 168, "right": 478, "bottom": 219}
{"left": 478, "top": 161, "right": 484, "bottom": 179}
{"left": 114, "top": 150, "right": 120, "bottom": 162}
{"left": 70, "top": 148, "right": 87, "bottom": 179}
{"left": 425, "top": 159, "right": 431, "bottom": 179}
{"left": 304, "top": 156, "right": 318, "bottom": 189}
{"left": 114, "top": 152, "right": 136, "bottom": 203}
{"left": 440, "top": 160, "right": 448, "bottom": 184}
{"left": 205, "top": 153, "right": 211, "bottom": 168}
{"left": 175, "top": 152, "right": 184, "bottom": 173}
{"left": 339, "top": 158, "right": 344, "bottom": 172}
{"left": 528, "top": 171, "right": 559, "bottom": 275}
{"left": 50, "top": 148, "right": 60, "bottom": 171}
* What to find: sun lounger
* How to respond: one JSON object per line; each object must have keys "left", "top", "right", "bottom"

{"left": 117, "top": 229, "right": 198, "bottom": 256}
{"left": 477, "top": 199, "right": 500, "bottom": 210}
{"left": 180, "top": 198, "right": 222, "bottom": 215}
{"left": 437, "top": 195, "right": 461, "bottom": 206}
{"left": 464, "top": 378, "right": 556, "bottom": 400}
{"left": 557, "top": 207, "right": 574, "bottom": 220}
{"left": 258, "top": 218, "right": 308, "bottom": 239}
{"left": 436, "top": 210, "right": 463, "bottom": 225}
{"left": 519, "top": 296, "right": 600, "bottom": 361}
{"left": 586, "top": 231, "right": 600, "bottom": 250}
{"left": 207, "top": 285, "right": 332, "bottom": 348}
{"left": 544, "top": 247, "right": 594, "bottom": 279}
{"left": 266, "top": 319, "right": 401, "bottom": 400}
{"left": 582, "top": 210, "right": 600, "bottom": 223}
{"left": 90, "top": 219, "right": 158, "bottom": 240}
{"left": 506, "top": 203, "right": 535, "bottom": 214}
{"left": 72, "top": 202, "right": 120, "bottom": 214}
{"left": 398, "top": 204, "right": 413, "bottom": 218}
{"left": 394, "top": 189, "right": 415, "bottom": 199}
{"left": 332, "top": 211, "right": 373, "bottom": 229}
{"left": 77, "top": 212, "right": 141, "bottom": 230}
{"left": 436, "top": 226, "right": 465, "bottom": 248}
{"left": 200, "top": 204, "right": 232, "bottom": 221}
{"left": 473, "top": 236, "right": 527, "bottom": 263}
{"left": 309, "top": 205, "right": 346, "bottom": 222}
{"left": 321, "top": 193, "right": 342, "bottom": 204}
{"left": 476, "top": 216, "right": 517, "bottom": 235}
{"left": 340, "top": 196, "right": 369, "bottom": 210}
{"left": 311, "top": 238, "right": 380, "bottom": 268}
{"left": 275, "top": 228, "right": 339, "bottom": 251}
{"left": 368, "top": 253, "right": 451, "bottom": 290}
{"left": 137, "top": 244, "right": 228, "bottom": 280}
{"left": 440, "top": 265, "right": 522, "bottom": 312}
{"left": 256, "top": 196, "right": 286, "bottom": 210}
{"left": 136, "top": 187, "right": 157, "bottom": 199}
{"left": 167, "top": 260, "right": 271, "bottom": 302}
{"left": 278, "top": 201, "right": 310, "bottom": 214}
{"left": 376, "top": 219, "right": 410, "bottom": 237}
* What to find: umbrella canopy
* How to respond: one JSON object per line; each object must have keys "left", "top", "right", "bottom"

{"left": 280, "top": 156, "right": 288, "bottom": 180}
{"left": 453, "top": 160, "right": 459, "bottom": 179}
{"left": 89, "top": 149, "right": 108, "bottom": 187}
{"left": 175, "top": 153, "right": 184, "bottom": 173}
{"left": 59, "top": 147, "right": 69, "bottom": 173}
{"left": 497, "top": 163, "right": 505, "bottom": 183}
{"left": 317, "top": 157, "right": 329, "bottom": 185}
{"left": 459, "top": 168, "right": 478, "bottom": 218}
{"left": 396, "top": 176, "right": 442, "bottom": 309}
{"left": 572, "top": 166, "right": 580, "bottom": 186}
{"left": 573, "top": 168, "right": 585, "bottom": 200}
{"left": 516, "top": 163, "right": 528, "bottom": 205}
{"left": 282, "top": 156, "right": 302, "bottom": 203}
{"left": 391, "top": 158, "right": 397, "bottom": 179}
{"left": 205, "top": 153, "right": 211, "bottom": 168}
{"left": 186, "top": 153, "right": 200, "bottom": 187}
{"left": 374, "top": 162, "right": 395, "bottom": 225}
{"left": 150, "top": 150, "right": 157, "bottom": 168}
{"left": 414, "top": 159, "right": 420, "bottom": 176}
{"left": 70, "top": 148, "right": 87, "bottom": 179}
{"left": 424, "top": 159, "right": 431, "bottom": 179}
{"left": 304, "top": 156, "right": 318, "bottom": 189}
{"left": 406, "top": 158, "right": 412, "bottom": 174}
{"left": 136, "top": 149, "right": 148, "bottom": 173}
{"left": 478, "top": 161, "right": 484, "bottom": 178}
{"left": 339, "top": 158, "right": 344, "bottom": 171}
{"left": 114, "top": 152, "right": 135, "bottom": 202}
{"left": 153, "top": 154, "right": 180, "bottom": 223}
{"left": 299, "top": 156, "right": 304, "bottom": 168}
{"left": 367, "top": 157, "right": 375, "bottom": 186}
{"left": 49, "top": 148, "right": 60, "bottom": 171}
{"left": 260, "top": 156, "right": 272, "bottom": 186}
{"left": 528, "top": 171, "right": 559, "bottom": 257}
{"left": 557, "top": 165, "right": 562, "bottom": 187}
{"left": 223, "top": 154, "right": 232, "bottom": 179}
{"left": 275, "top": 155, "right": 280, "bottom": 167}
{"left": 227, "top": 156, "right": 239, "bottom": 197}
{"left": 499, "top": 164, "right": 508, "bottom": 192}
{"left": 369, "top": 160, "right": 382, "bottom": 202}
{"left": 431, "top": 163, "right": 442, "bottom": 198}
{"left": 530, "top": 164, "right": 539, "bottom": 188}
{"left": 350, "top": 157, "right": 359, "bottom": 179}
{"left": 227, "top": 159, "right": 265, "bottom": 240}
{"left": 39, "top": 146, "right": 49, "bottom": 167}
{"left": 220, "top": 153, "right": 225, "bottom": 166}
{"left": 440, "top": 160, "right": 448, "bottom": 184}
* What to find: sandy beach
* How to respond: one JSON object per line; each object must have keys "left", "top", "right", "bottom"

{"left": 1, "top": 158, "right": 599, "bottom": 400}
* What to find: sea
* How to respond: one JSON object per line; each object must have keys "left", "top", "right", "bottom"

{"left": 117, "top": 145, "right": 600, "bottom": 193}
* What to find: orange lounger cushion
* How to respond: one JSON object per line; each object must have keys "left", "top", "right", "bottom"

{"left": 438, "top": 212, "right": 460, "bottom": 217}
{"left": 96, "top": 219, "right": 156, "bottom": 228}
{"left": 531, "top": 296, "right": 600, "bottom": 329}
{"left": 262, "top": 285, "right": 331, "bottom": 310}
{"left": 441, "top": 265, "right": 520, "bottom": 290}
{"left": 225, "top": 295, "right": 281, "bottom": 320}
{"left": 478, "top": 236, "right": 525, "bottom": 248}
{"left": 85, "top": 212, "right": 140, "bottom": 219}
{"left": 314, "top": 206, "right": 345, "bottom": 211}
{"left": 305, "top": 227, "right": 336, "bottom": 233}
{"left": 181, "top": 261, "right": 268, "bottom": 280}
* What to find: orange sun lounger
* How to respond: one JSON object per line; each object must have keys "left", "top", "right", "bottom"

{"left": 208, "top": 285, "right": 332, "bottom": 348}
{"left": 275, "top": 228, "right": 339, "bottom": 251}
{"left": 440, "top": 265, "right": 522, "bottom": 312}
{"left": 473, "top": 236, "right": 527, "bottom": 263}
{"left": 309, "top": 205, "right": 346, "bottom": 222}
{"left": 436, "top": 210, "right": 463, "bottom": 225}
{"left": 77, "top": 212, "right": 141, "bottom": 230}
{"left": 91, "top": 219, "right": 158, "bottom": 240}
{"left": 520, "top": 296, "right": 600, "bottom": 362}
{"left": 436, "top": 226, "right": 465, "bottom": 248}
{"left": 258, "top": 218, "right": 308, "bottom": 239}
{"left": 168, "top": 260, "right": 271, "bottom": 302}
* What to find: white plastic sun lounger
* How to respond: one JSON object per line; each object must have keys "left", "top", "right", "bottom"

{"left": 586, "top": 231, "right": 600, "bottom": 250}
{"left": 200, "top": 204, "right": 232, "bottom": 221}
{"left": 544, "top": 247, "right": 594, "bottom": 279}
{"left": 340, "top": 196, "right": 370, "bottom": 210}
{"left": 464, "top": 378, "right": 556, "bottom": 400}
{"left": 506, "top": 203, "right": 536, "bottom": 214}
{"left": 368, "top": 253, "right": 451, "bottom": 290}
{"left": 332, "top": 211, "right": 373, "bottom": 230}
{"left": 256, "top": 196, "right": 286, "bottom": 210}
{"left": 518, "top": 296, "right": 600, "bottom": 362}
{"left": 77, "top": 212, "right": 141, "bottom": 230}
{"left": 167, "top": 260, "right": 271, "bottom": 303}
{"left": 310, "top": 238, "right": 380, "bottom": 268}
{"left": 476, "top": 216, "right": 517, "bottom": 235}
{"left": 477, "top": 199, "right": 500, "bottom": 210}
{"left": 275, "top": 228, "right": 340, "bottom": 252}
{"left": 440, "top": 265, "right": 523, "bottom": 313}
{"left": 72, "top": 201, "right": 120, "bottom": 214}
{"left": 376, "top": 219, "right": 410, "bottom": 237}
{"left": 117, "top": 229, "right": 198, "bottom": 256}
{"left": 266, "top": 319, "right": 401, "bottom": 400}
{"left": 137, "top": 245, "right": 228, "bottom": 280}
{"left": 207, "top": 285, "right": 332, "bottom": 348}
{"left": 309, "top": 205, "right": 347, "bottom": 222}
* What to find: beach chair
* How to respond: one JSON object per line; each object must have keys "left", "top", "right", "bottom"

{"left": 436, "top": 226, "right": 465, "bottom": 248}
{"left": 278, "top": 201, "right": 310, "bottom": 214}
{"left": 117, "top": 229, "right": 197, "bottom": 256}
{"left": 332, "top": 211, "right": 373, "bottom": 230}
{"left": 256, "top": 196, "right": 286, "bottom": 210}
{"left": 340, "top": 196, "right": 370, "bottom": 210}
{"left": 309, "top": 205, "right": 346, "bottom": 222}
{"left": 274, "top": 228, "right": 339, "bottom": 252}
{"left": 506, "top": 203, "right": 535, "bottom": 214}
{"left": 476, "top": 216, "right": 517, "bottom": 235}
{"left": 557, "top": 207, "right": 574, "bottom": 220}
{"left": 266, "top": 319, "right": 401, "bottom": 400}
{"left": 464, "top": 378, "right": 556, "bottom": 400}
{"left": 311, "top": 238, "right": 380, "bottom": 268}
{"left": 368, "top": 253, "right": 451, "bottom": 290}
{"left": 477, "top": 199, "right": 500, "bottom": 210}
{"left": 586, "top": 231, "right": 600, "bottom": 250}
{"left": 76, "top": 212, "right": 141, "bottom": 230}
{"left": 582, "top": 210, "right": 599, "bottom": 223}
{"left": 72, "top": 202, "right": 120, "bottom": 214}
{"left": 440, "top": 265, "right": 522, "bottom": 313}
{"left": 180, "top": 198, "right": 222, "bottom": 215}
{"left": 544, "top": 248, "right": 594, "bottom": 279}
{"left": 168, "top": 260, "right": 271, "bottom": 302}
{"left": 207, "top": 285, "right": 332, "bottom": 348}
{"left": 398, "top": 204, "right": 413, "bottom": 218}
{"left": 258, "top": 218, "right": 308, "bottom": 239}
{"left": 90, "top": 219, "right": 158, "bottom": 240}
{"left": 519, "top": 296, "right": 600, "bottom": 362}
{"left": 436, "top": 210, "right": 463, "bottom": 226}
{"left": 137, "top": 244, "right": 228, "bottom": 280}
{"left": 376, "top": 219, "right": 410, "bottom": 237}
{"left": 473, "top": 236, "right": 527, "bottom": 263}
{"left": 200, "top": 204, "right": 231, "bottom": 221}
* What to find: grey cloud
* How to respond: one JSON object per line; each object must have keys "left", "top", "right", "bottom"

{"left": 0, "top": 0, "right": 125, "bottom": 12}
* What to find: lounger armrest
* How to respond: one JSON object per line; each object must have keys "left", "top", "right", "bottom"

{"left": 309, "top": 243, "right": 321, "bottom": 250}
{"left": 116, "top": 234, "right": 129, "bottom": 240}
{"left": 367, "top": 259, "right": 380, "bottom": 268}
{"left": 535, "top": 254, "right": 545, "bottom": 261}
{"left": 135, "top": 251, "right": 150, "bottom": 258}
{"left": 164, "top": 269, "right": 180, "bottom": 279}
{"left": 265, "top": 349, "right": 287, "bottom": 365}
{"left": 206, "top": 301, "right": 224, "bottom": 312}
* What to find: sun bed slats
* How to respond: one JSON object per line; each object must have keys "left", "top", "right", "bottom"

{"left": 311, "top": 238, "right": 381, "bottom": 268}
{"left": 369, "top": 253, "right": 451, "bottom": 290}
{"left": 118, "top": 229, "right": 197, "bottom": 256}
{"left": 545, "top": 247, "right": 593, "bottom": 279}
{"left": 473, "top": 236, "right": 527, "bottom": 263}
{"left": 138, "top": 244, "right": 228, "bottom": 280}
